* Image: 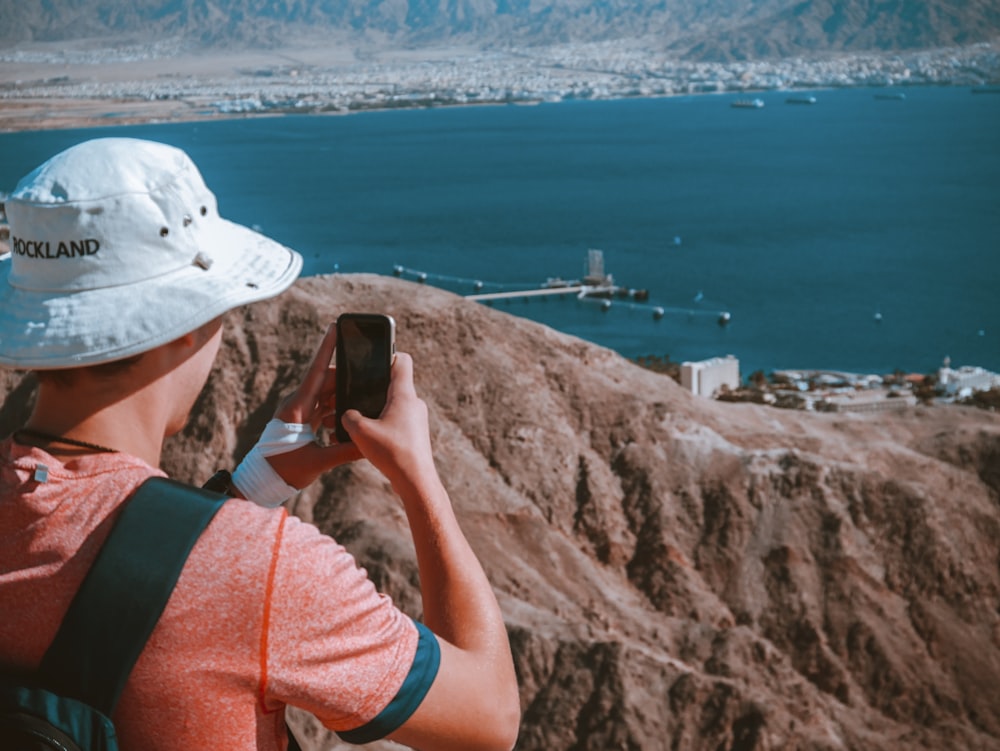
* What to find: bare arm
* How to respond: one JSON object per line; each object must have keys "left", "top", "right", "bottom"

{"left": 342, "top": 353, "right": 520, "bottom": 751}
{"left": 263, "top": 327, "right": 519, "bottom": 749}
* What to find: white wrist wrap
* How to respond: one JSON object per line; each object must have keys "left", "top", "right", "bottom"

{"left": 232, "top": 420, "right": 317, "bottom": 508}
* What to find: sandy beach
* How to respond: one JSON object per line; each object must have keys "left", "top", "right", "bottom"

{"left": 0, "top": 96, "right": 221, "bottom": 132}
{"left": 0, "top": 44, "right": 365, "bottom": 132}
{"left": 0, "top": 37, "right": 548, "bottom": 134}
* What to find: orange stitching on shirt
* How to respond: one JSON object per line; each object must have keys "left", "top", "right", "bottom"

{"left": 258, "top": 508, "right": 288, "bottom": 715}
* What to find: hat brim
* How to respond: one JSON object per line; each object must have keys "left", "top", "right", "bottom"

{"left": 0, "top": 220, "right": 302, "bottom": 369}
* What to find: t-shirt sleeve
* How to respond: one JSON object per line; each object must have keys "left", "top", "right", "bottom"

{"left": 260, "top": 511, "right": 439, "bottom": 737}
{"left": 336, "top": 620, "right": 440, "bottom": 744}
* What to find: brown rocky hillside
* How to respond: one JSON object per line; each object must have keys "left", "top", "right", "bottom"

{"left": 2, "top": 0, "right": 998, "bottom": 58}
{"left": 2, "top": 273, "right": 999, "bottom": 750}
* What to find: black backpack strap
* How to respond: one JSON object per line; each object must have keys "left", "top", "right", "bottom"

{"left": 37, "top": 477, "right": 225, "bottom": 716}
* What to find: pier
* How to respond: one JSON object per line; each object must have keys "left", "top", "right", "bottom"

{"left": 392, "top": 248, "right": 732, "bottom": 324}
{"left": 467, "top": 285, "right": 587, "bottom": 301}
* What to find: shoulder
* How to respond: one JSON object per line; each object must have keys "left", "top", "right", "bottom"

{"left": 1, "top": 445, "right": 167, "bottom": 554}
{"left": 184, "top": 499, "right": 360, "bottom": 604}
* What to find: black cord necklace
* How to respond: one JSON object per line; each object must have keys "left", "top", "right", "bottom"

{"left": 14, "top": 428, "right": 119, "bottom": 454}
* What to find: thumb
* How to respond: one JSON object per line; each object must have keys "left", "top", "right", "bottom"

{"left": 340, "top": 408, "right": 368, "bottom": 437}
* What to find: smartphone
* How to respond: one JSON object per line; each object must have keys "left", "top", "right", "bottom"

{"left": 334, "top": 313, "right": 396, "bottom": 443}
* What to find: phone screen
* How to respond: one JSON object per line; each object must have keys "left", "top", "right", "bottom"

{"left": 335, "top": 314, "right": 395, "bottom": 443}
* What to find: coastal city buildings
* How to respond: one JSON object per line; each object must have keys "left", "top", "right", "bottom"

{"left": 1, "top": 39, "right": 998, "bottom": 122}
{"left": 716, "top": 363, "right": 1000, "bottom": 412}
{"left": 820, "top": 391, "right": 918, "bottom": 413}
{"left": 938, "top": 358, "right": 1000, "bottom": 398}
{"left": 767, "top": 369, "right": 925, "bottom": 412}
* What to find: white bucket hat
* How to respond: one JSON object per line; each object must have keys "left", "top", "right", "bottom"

{"left": 0, "top": 137, "right": 302, "bottom": 369}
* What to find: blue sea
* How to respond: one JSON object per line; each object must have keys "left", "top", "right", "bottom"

{"left": 1, "top": 86, "right": 998, "bottom": 377}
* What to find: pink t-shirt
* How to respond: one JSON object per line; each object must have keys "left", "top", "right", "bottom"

{"left": 0, "top": 439, "right": 434, "bottom": 750}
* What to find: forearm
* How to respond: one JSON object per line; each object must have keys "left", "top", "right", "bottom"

{"left": 394, "top": 471, "right": 510, "bottom": 659}
{"left": 340, "top": 351, "right": 519, "bottom": 749}
{"left": 389, "top": 468, "right": 519, "bottom": 751}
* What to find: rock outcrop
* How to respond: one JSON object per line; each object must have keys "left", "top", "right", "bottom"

{"left": 3, "top": 273, "right": 999, "bottom": 750}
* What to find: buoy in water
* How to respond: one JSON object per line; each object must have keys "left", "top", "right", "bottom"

{"left": 393, "top": 265, "right": 404, "bottom": 276}
{"left": 718, "top": 312, "right": 731, "bottom": 326}
{"left": 652, "top": 307, "right": 665, "bottom": 320}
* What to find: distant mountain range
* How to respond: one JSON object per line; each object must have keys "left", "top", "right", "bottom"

{"left": 2, "top": 0, "right": 998, "bottom": 60}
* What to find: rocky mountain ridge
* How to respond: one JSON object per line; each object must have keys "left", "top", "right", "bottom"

{"left": 2, "top": 274, "right": 999, "bottom": 750}
{"left": 1, "top": 0, "right": 999, "bottom": 61}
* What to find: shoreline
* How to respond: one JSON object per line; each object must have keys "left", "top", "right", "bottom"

{"left": 0, "top": 79, "right": 993, "bottom": 135}
{"left": 2, "top": 39, "right": 998, "bottom": 134}
{"left": 0, "top": 93, "right": 536, "bottom": 134}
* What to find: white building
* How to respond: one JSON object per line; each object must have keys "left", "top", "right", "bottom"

{"left": 821, "top": 392, "right": 917, "bottom": 414}
{"left": 681, "top": 355, "right": 740, "bottom": 398}
{"left": 938, "top": 359, "right": 1000, "bottom": 397}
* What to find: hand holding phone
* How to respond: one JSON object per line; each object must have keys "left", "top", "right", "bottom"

{"left": 335, "top": 313, "right": 396, "bottom": 443}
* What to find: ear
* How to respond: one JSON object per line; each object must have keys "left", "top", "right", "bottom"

{"left": 176, "top": 331, "right": 199, "bottom": 348}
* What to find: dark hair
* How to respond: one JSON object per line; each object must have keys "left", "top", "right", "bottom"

{"left": 35, "top": 354, "right": 145, "bottom": 387}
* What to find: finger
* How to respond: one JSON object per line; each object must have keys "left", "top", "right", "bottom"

{"left": 275, "top": 325, "right": 338, "bottom": 424}
{"left": 340, "top": 408, "right": 384, "bottom": 448}
{"left": 317, "top": 370, "right": 338, "bottom": 411}
{"left": 306, "top": 369, "right": 338, "bottom": 430}
{"left": 298, "top": 323, "right": 339, "bottom": 403}
{"left": 387, "top": 352, "right": 416, "bottom": 397}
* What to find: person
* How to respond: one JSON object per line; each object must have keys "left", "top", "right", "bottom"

{"left": 0, "top": 138, "right": 520, "bottom": 751}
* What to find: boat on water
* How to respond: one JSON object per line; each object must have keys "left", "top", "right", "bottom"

{"left": 874, "top": 92, "right": 906, "bottom": 100}
{"left": 543, "top": 277, "right": 572, "bottom": 289}
{"left": 731, "top": 98, "right": 764, "bottom": 109}
{"left": 786, "top": 95, "right": 817, "bottom": 105}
